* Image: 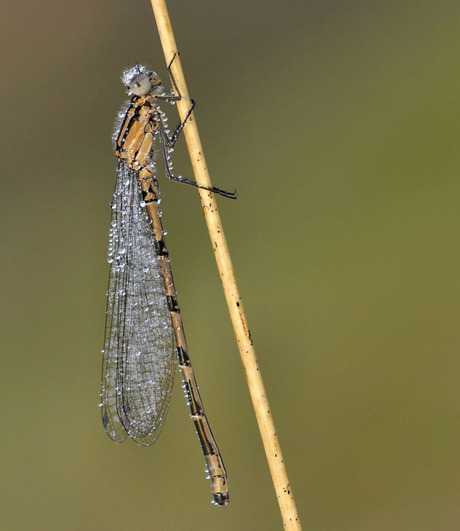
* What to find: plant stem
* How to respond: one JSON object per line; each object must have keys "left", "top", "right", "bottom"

{"left": 149, "top": 1, "right": 301, "bottom": 528}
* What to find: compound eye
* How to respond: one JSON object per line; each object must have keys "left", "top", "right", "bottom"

{"left": 129, "top": 73, "right": 152, "bottom": 96}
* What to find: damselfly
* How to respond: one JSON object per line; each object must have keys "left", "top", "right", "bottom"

{"left": 100, "top": 56, "right": 235, "bottom": 506}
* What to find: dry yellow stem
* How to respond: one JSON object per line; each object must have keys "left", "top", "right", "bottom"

{"left": 149, "top": 1, "right": 302, "bottom": 528}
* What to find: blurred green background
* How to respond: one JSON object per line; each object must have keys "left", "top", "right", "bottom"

{"left": 1, "top": 1, "right": 459, "bottom": 529}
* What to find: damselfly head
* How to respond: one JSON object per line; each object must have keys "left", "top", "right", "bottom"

{"left": 128, "top": 73, "right": 152, "bottom": 96}
{"left": 122, "top": 65, "right": 162, "bottom": 96}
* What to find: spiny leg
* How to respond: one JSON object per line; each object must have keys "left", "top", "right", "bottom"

{"left": 157, "top": 110, "right": 237, "bottom": 199}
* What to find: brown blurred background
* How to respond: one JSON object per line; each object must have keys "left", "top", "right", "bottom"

{"left": 1, "top": 1, "right": 459, "bottom": 529}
